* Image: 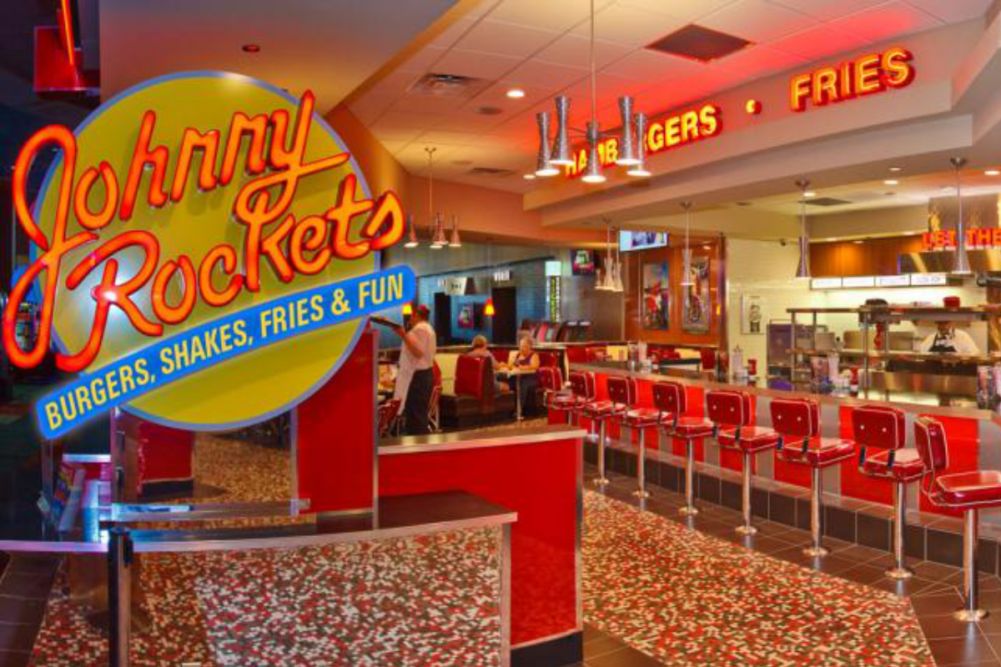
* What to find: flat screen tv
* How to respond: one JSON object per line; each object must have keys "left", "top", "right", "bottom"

{"left": 571, "top": 249, "right": 596, "bottom": 275}
{"left": 619, "top": 231, "right": 668, "bottom": 252}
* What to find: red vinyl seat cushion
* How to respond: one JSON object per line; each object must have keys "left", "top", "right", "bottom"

{"left": 930, "top": 471, "right": 1001, "bottom": 508}
{"left": 668, "top": 416, "right": 715, "bottom": 439}
{"left": 717, "top": 426, "right": 780, "bottom": 453}
{"left": 622, "top": 407, "right": 661, "bottom": 428}
{"left": 862, "top": 449, "right": 925, "bottom": 482}
{"left": 779, "top": 436, "right": 856, "bottom": 468}
{"left": 551, "top": 393, "right": 586, "bottom": 410}
{"left": 583, "top": 400, "right": 627, "bottom": 419}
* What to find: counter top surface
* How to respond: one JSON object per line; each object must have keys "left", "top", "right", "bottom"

{"left": 380, "top": 424, "right": 587, "bottom": 455}
{"left": 572, "top": 361, "right": 1001, "bottom": 423}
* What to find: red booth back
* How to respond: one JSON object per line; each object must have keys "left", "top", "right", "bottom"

{"left": 853, "top": 406, "right": 906, "bottom": 450}
{"left": 652, "top": 381, "right": 687, "bottom": 416}
{"left": 537, "top": 367, "right": 562, "bottom": 393}
{"left": 537, "top": 350, "right": 559, "bottom": 368}
{"left": 454, "top": 355, "right": 487, "bottom": 399}
{"left": 770, "top": 398, "right": 820, "bottom": 438}
{"left": 706, "top": 390, "right": 752, "bottom": 427}
{"left": 915, "top": 416, "right": 949, "bottom": 474}
{"left": 569, "top": 371, "right": 595, "bottom": 400}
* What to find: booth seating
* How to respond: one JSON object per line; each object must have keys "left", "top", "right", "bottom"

{"left": 771, "top": 398, "right": 855, "bottom": 557}
{"left": 608, "top": 376, "right": 658, "bottom": 499}
{"left": 653, "top": 381, "right": 714, "bottom": 516}
{"left": 915, "top": 416, "right": 1001, "bottom": 622}
{"left": 708, "top": 390, "right": 780, "bottom": 536}
{"left": 439, "top": 355, "right": 516, "bottom": 429}
{"left": 581, "top": 375, "right": 636, "bottom": 488}
{"left": 855, "top": 405, "right": 924, "bottom": 579}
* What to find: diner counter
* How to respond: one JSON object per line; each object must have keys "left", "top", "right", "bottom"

{"left": 380, "top": 424, "right": 588, "bottom": 454}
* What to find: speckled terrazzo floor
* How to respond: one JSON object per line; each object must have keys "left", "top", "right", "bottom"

{"left": 582, "top": 490, "right": 935, "bottom": 667}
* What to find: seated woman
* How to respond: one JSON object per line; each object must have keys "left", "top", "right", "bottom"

{"left": 469, "top": 335, "right": 507, "bottom": 394}
{"left": 503, "top": 336, "right": 541, "bottom": 414}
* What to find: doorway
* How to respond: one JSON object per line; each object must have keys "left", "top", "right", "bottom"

{"left": 491, "top": 287, "right": 517, "bottom": 344}
{"left": 433, "top": 292, "right": 452, "bottom": 345}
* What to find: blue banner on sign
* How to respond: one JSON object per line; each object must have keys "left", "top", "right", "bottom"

{"left": 36, "top": 266, "right": 416, "bottom": 439}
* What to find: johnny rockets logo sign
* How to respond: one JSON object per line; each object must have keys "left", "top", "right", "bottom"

{"left": 3, "top": 72, "right": 415, "bottom": 438}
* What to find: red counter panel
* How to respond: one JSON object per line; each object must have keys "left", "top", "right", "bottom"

{"left": 379, "top": 438, "right": 581, "bottom": 647}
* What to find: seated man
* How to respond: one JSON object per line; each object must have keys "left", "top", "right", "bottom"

{"left": 469, "top": 335, "right": 507, "bottom": 393}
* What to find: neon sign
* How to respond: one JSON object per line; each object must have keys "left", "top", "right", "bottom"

{"left": 565, "top": 104, "right": 722, "bottom": 178}
{"left": 789, "top": 47, "right": 914, "bottom": 112}
{"left": 3, "top": 72, "right": 415, "bottom": 438}
{"left": 923, "top": 228, "right": 1001, "bottom": 251}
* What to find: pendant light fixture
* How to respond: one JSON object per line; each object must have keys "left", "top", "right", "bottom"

{"left": 680, "top": 201, "right": 694, "bottom": 287}
{"left": 951, "top": 156, "right": 972, "bottom": 275}
{"left": 595, "top": 219, "right": 623, "bottom": 292}
{"left": 532, "top": 0, "right": 650, "bottom": 183}
{"left": 449, "top": 214, "right": 462, "bottom": 248}
{"left": 795, "top": 179, "right": 811, "bottom": 279}
{"left": 404, "top": 213, "right": 418, "bottom": 249}
{"left": 485, "top": 239, "right": 496, "bottom": 316}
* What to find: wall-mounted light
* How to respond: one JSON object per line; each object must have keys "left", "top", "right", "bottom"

{"left": 484, "top": 298, "right": 496, "bottom": 316}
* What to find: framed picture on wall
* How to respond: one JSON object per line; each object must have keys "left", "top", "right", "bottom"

{"left": 741, "top": 294, "right": 765, "bottom": 335}
{"left": 682, "top": 256, "right": 710, "bottom": 334}
{"left": 641, "top": 262, "right": 670, "bottom": 330}
{"left": 458, "top": 305, "right": 475, "bottom": 329}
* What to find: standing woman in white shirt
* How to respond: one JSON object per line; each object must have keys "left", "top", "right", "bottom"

{"left": 393, "top": 304, "right": 437, "bottom": 434}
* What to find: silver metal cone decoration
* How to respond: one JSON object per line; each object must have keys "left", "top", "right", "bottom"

{"left": 550, "top": 96, "right": 573, "bottom": 166}
{"left": 951, "top": 157, "right": 971, "bottom": 275}
{"left": 535, "top": 112, "right": 559, "bottom": 177}
{"left": 449, "top": 214, "right": 462, "bottom": 248}
{"left": 628, "top": 113, "right": 651, "bottom": 177}
{"left": 795, "top": 178, "right": 811, "bottom": 279}
{"left": 404, "top": 213, "right": 418, "bottom": 248}
{"left": 582, "top": 122, "right": 606, "bottom": 184}
{"left": 616, "top": 97, "right": 639, "bottom": 166}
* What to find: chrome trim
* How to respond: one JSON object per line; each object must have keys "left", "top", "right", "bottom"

{"left": 575, "top": 435, "right": 584, "bottom": 630}
{"left": 290, "top": 405, "right": 300, "bottom": 507}
{"left": 956, "top": 508, "right": 988, "bottom": 622}
{"left": 380, "top": 425, "right": 587, "bottom": 456}
{"left": 107, "top": 499, "right": 310, "bottom": 524}
{"left": 500, "top": 523, "right": 512, "bottom": 667}
{"left": 0, "top": 540, "right": 108, "bottom": 554}
{"left": 109, "top": 527, "right": 131, "bottom": 667}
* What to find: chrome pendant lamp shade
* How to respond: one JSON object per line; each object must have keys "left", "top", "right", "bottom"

{"left": 550, "top": 96, "right": 573, "bottom": 166}
{"left": 404, "top": 213, "right": 418, "bottom": 248}
{"left": 680, "top": 201, "right": 694, "bottom": 286}
{"left": 535, "top": 112, "right": 559, "bottom": 177}
{"left": 581, "top": 122, "right": 606, "bottom": 184}
{"left": 430, "top": 213, "right": 448, "bottom": 249}
{"left": 449, "top": 214, "right": 462, "bottom": 248}
{"left": 951, "top": 156, "right": 972, "bottom": 275}
{"left": 795, "top": 179, "right": 811, "bottom": 279}
{"left": 616, "top": 97, "right": 639, "bottom": 166}
{"left": 627, "top": 113, "right": 651, "bottom": 178}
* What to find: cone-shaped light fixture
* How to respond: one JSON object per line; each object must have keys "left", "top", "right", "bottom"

{"left": 404, "top": 213, "right": 418, "bottom": 248}
{"left": 581, "top": 122, "right": 606, "bottom": 184}
{"left": 449, "top": 214, "right": 462, "bottom": 248}
{"left": 627, "top": 113, "right": 651, "bottom": 178}
{"left": 484, "top": 298, "right": 496, "bottom": 316}
{"left": 616, "top": 97, "right": 639, "bottom": 166}
{"left": 951, "top": 157, "right": 972, "bottom": 275}
{"left": 402, "top": 302, "right": 414, "bottom": 316}
{"left": 430, "top": 212, "right": 448, "bottom": 249}
{"left": 535, "top": 112, "right": 559, "bottom": 176}
{"left": 550, "top": 96, "right": 573, "bottom": 166}
{"left": 795, "top": 179, "right": 811, "bottom": 279}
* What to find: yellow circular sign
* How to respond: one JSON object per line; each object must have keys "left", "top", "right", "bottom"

{"left": 33, "top": 72, "right": 377, "bottom": 430}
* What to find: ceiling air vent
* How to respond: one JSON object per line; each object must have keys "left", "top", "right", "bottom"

{"left": 805, "top": 197, "right": 852, "bottom": 207}
{"left": 467, "top": 167, "right": 515, "bottom": 178}
{"left": 647, "top": 25, "right": 751, "bottom": 63}
{"left": 409, "top": 73, "right": 485, "bottom": 98}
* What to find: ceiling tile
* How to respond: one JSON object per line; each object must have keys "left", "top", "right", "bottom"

{"left": 903, "top": 0, "right": 992, "bottom": 22}
{"left": 416, "top": 129, "right": 485, "bottom": 146}
{"left": 487, "top": 0, "right": 615, "bottom": 32}
{"left": 708, "top": 44, "right": 806, "bottom": 80}
{"left": 429, "top": 16, "right": 479, "bottom": 48}
{"left": 397, "top": 46, "right": 448, "bottom": 74}
{"left": 501, "top": 60, "right": 588, "bottom": 90}
{"left": 346, "top": 93, "right": 397, "bottom": 123}
{"left": 699, "top": 0, "right": 820, "bottom": 44}
{"left": 615, "top": 0, "right": 740, "bottom": 23}
{"left": 390, "top": 93, "right": 472, "bottom": 114}
{"left": 768, "top": 23, "right": 869, "bottom": 62}
{"left": 764, "top": 0, "right": 887, "bottom": 21}
{"left": 454, "top": 18, "right": 562, "bottom": 58}
{"left": 570, "top": 4, "right": 686, "bottom": 48}
{"left": 828, "top": 1, "right": 942, "bottom": 42}
{"left": 534, "top": 34, "right": 633, "bottom": 70}
{"left": 373, "top": 110, "right": 445, "bottom": 130}
{"left": 368, "top": 122, "right": 424, "bottom": 143}
{"left": 599, "top": 48, "right": 705, "bottom": 82}
{"left": 433, "top": 48, "right": 524, "bottom": 79}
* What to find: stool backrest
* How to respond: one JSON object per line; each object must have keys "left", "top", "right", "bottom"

{"left": 770, "top": 398, "right": 819, "bottom": 438}
{"left": 607, "top": 376, "right": 637, "bottom": 406}
{"left": 652, "top": 381, "right": 687, "bottom": 416}
{"left": 378, "top": 399, "right": 401, "bottom": 437}
{"left": 914, "top": 416, "right": 949, "bottom": 475}
{"left": 537, "top": 367, "right": 559, "bottom": 393}
{"left": 852, "top": 406, "right": 905, "bottom": 451}
{"left": 569, "top": 371, "right": 595, "bottom": 400}
{"left": 706, "top": 390, "right": 751, "bottom": 427}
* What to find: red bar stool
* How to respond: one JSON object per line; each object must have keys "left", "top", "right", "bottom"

{"left": 539, "top": 367, "right": 573, "bottom": 424}
{"left": 567, "top": 371, "right": 596, "bottom": 429}
{"left": 915, "top": 416, "right": 1001, "bottom": 621}
{"left": 855, "top": 405, "right": 924, "bottom": 579}
{"left": 708, "top": 390, "right": 780, "bottom": 535}
{"left": 653, "top": 381, "right": 714, "bottom": 516}
{"left": 771, "top": 398, "right": 855, "bottom": 557}
{"left": 581, "top": 373, "right": 626, "bottom": 488}
{"left": 611, "top": 377, "right": 659, "bottom": 499}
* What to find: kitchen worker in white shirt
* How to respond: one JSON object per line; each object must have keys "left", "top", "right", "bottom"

{"left": 392, "top": 304, "right": 437, "bottom": 434}
{"left": 919, "top": 320, "right": 980, "bottom": 355}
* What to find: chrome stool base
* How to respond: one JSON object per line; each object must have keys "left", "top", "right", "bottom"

{"left": 954, "top": 608, "right": 989, "bottom": 623}
{"left": 632, "top": 489, "right": 651, "bottom": 499}
{"left": 678, "top": 505, "right": 699, "bottom": 517}
{"left": 803, "top": 546, "right": 829, "bottom": 558}
{"left": 885, "top": 566, "right": 914, "bottom": 580}
{"left": 735, "top": 525, "right": 758, "bottom": 537}
{"left": 593, "top": 477, "right": 610, "bottom": 487}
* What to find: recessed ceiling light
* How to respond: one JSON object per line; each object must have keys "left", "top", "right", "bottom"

{"left": 853, "top": 240, "right": 864, "bottom": 244}
{"left": 804, "top": 191, "right": 816, "bottom": 198}
{"left": 523, "top": 173, "right": 536, "bottom": 180}
{"left": 888, "top": 166, "right": 902, "bottom": 172}
{"left": 986, "top": 169, "right": 1000, "bottom": 176}
{"left": 242, "top": 44, "right": 261, "bottom": 53}
{"left": 884, "top": 179, "right": 899, "bottom": 185}
{"left": 476, "top": 106, "right": 503, "bottom": 116}
{"left": 506, "top": 88, "right": 525, "bottom": 99}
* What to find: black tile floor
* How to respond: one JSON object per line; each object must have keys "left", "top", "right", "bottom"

{"left": 0, "top": 552, "right": 58, "bottom": 667}
{"left": 579, "top": 466, "right": 1001, "bottom": 667}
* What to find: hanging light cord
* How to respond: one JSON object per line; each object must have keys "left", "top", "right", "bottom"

{"left": 589, "top": 0, "right": 597, "bottom": 126}
{"left": 426, "top": 147, "right": 435, "bottom": 223}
